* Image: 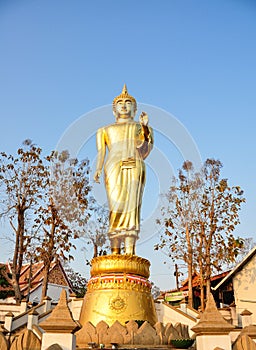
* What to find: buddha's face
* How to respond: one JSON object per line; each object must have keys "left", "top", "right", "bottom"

{"left": 114, "top": 98, "right": 136, "bottom": 119}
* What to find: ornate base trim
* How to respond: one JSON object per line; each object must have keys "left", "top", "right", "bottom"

{"left": 79, "top": 255, "right": 157, "bottom": 327}
{"left": 90, "top": 254, "right": 150, "bottom": 278}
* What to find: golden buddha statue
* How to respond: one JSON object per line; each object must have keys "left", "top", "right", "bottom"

{"left": 94, "top": 85, "right": 154, "bottom": 255}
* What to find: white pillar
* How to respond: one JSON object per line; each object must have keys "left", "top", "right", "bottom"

{"left": 230, "top": 302, "right": 238, "bottom": 327}
{"left": 40, "top": 289, "right": 80, "bottom": 350}
{"left": 41, "top": 333, "right": 76, "bottom": 350}
{"left": 4, "top": 312, "right": 14, "bottom": 332}
{"left": 192, "top": 293, "right": 234, "bottom": 350}
{"left": 196, "top": 334, "right": 232, "bottom": 350}
{"left": 27, "top": 310, "right": 39, "bottom": 330}
{"left": 180, "top": 301, "right": 187, "bottom": 314}
{"left": 240, "top": 309, "right": 253, "bottom": 328}
{"left": 43, "top": 296, "right": 52, "bottom": 312}
{"left": 20, "top": 300, "right": 28, "bottom": 313}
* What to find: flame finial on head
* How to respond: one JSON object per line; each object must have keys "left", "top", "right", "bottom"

{"left": 112, "top": 84, "right": 137, "bottom": 111}
{"left": 122, "top": 84, "right": 128, "bottom": 94}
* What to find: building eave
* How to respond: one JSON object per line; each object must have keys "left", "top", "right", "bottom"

{"left": 212, "top": 245, "right": 256, "bottom": 291}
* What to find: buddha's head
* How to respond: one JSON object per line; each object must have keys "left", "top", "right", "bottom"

{"left": 112, "top": 84, "right": 137, "bottom": 120}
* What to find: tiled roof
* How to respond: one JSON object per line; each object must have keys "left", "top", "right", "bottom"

{"left": 179, "top": 270, "right": 230, "bottom": 291}
{"left": 0, "top": 260, "right": 72, "bottom": 296}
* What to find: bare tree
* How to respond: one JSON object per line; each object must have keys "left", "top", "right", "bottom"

{"left": 155, "top": 161, "right": 202, "bottom": 307}
{"left": 35, "top": 151, "right": 91, "bottom": 300}
{"left": 156, "top": 159, "right": 245, "bottom": 310}
{"left": 0, "top": 140, "right": 46, "bottom": 302}
{"left": 197, "top": 159, "right": 245, "bottom": 304}
{"left": 80, "top": 201, "right": 110, "bottom": 262}
{"left": 65, "top": 265, "right": 87, "bottom": 298}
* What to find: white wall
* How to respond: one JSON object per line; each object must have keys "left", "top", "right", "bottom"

{"left": 29, "top": 283, "right": 70, "bottom": 304}
{"left": 41, "top": 333, "right": 76, "bottom": 350}
{"left": 0, "top": 301, "right": 27, "bottom": 322}
{"left": 233, "top": 254, "right": 256, "bottom": 324}
{"left": 69, "top": 298, "right": 83, "bottom": 321}
{"left": 155, "top": 302, "right": 197, "bottom": 336}
{"left": 196, "top": 334, "right": 232, "bottom": 350}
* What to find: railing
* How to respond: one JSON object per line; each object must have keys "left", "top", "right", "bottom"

{"left": 4, "top": 298, "right": 54, "bottom": 332}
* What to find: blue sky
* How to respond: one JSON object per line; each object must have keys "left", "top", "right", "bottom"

{"left": 0, "top": 0, "right": 256, "bottom": 290}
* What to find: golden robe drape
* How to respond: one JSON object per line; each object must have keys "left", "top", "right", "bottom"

{"left": 96, "top": 120, "right": 153, "bottom": 239}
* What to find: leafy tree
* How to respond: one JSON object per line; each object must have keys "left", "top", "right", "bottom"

{"left": 0, "top": 142, "right": 92, "bottom": 302}
{"left": 0, "top": 140, "right": 46, "bottom": 302}
{"left": 65, "top": 265, "right": 87, "bottom": 298}
{"left": 35, "top": 151, "right": 91, "bottom": 300}
{"left": 156, "top": 159, "right": 245, "bottom": 309}
{"left": 231, "top": 237, "right": 256, "bottom": 266}
{"left": 197, "top": 159, "right": 245, "bottom": 303}
{"left": 155, "top": 161, "right": 202, "bottom": 307}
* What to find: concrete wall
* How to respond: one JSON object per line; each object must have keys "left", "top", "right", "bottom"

{"left": 0, "top": 301, "right": 27, "bottom": 322}
{"left": 68, "top": 298, "right": 83, "bottom": 321}
{"left": 155, "top": 302, "right": 197, "bottom": 336}
{"left": 233, "top": 254, "right": 256, "bottom": 324}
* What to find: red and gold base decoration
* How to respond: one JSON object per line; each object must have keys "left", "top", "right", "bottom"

{"left": 79, "top": 255, "right": 157, "bottom": 326}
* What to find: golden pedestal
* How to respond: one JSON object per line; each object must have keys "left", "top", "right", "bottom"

{"left": 79, "top": 255, "right": 157, "bottom": 326}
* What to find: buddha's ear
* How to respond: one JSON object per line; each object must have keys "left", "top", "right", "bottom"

{"left": 112, "top": 104, "right": 117, "bottom": 118}
{"left": 131, "top": 102, "right": 137, "bottom": 118}
{"left": 112, "top": 109, "right": 119, "bottom": 120}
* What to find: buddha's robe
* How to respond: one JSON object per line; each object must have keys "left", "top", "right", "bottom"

{"left": 96, "top": 120, "right": 153, "bottom": 240}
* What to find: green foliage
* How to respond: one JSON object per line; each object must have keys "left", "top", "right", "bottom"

{"left": 170, "top": 339, "right": 194, "bottom": 348}
{"left": 0, "top": 266, "right": 15, "bottom": 300}
{"left": 0, "top": 290, "right": 15, "bottom": 300}
{"left": 0, "top": 270, "right": 10, "bottom": 288}
{"left": 134, "top": 320, "right": 145, "bottom": 327}
{"left": 125, "top": 320, "right": 145, "bottom": 328}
